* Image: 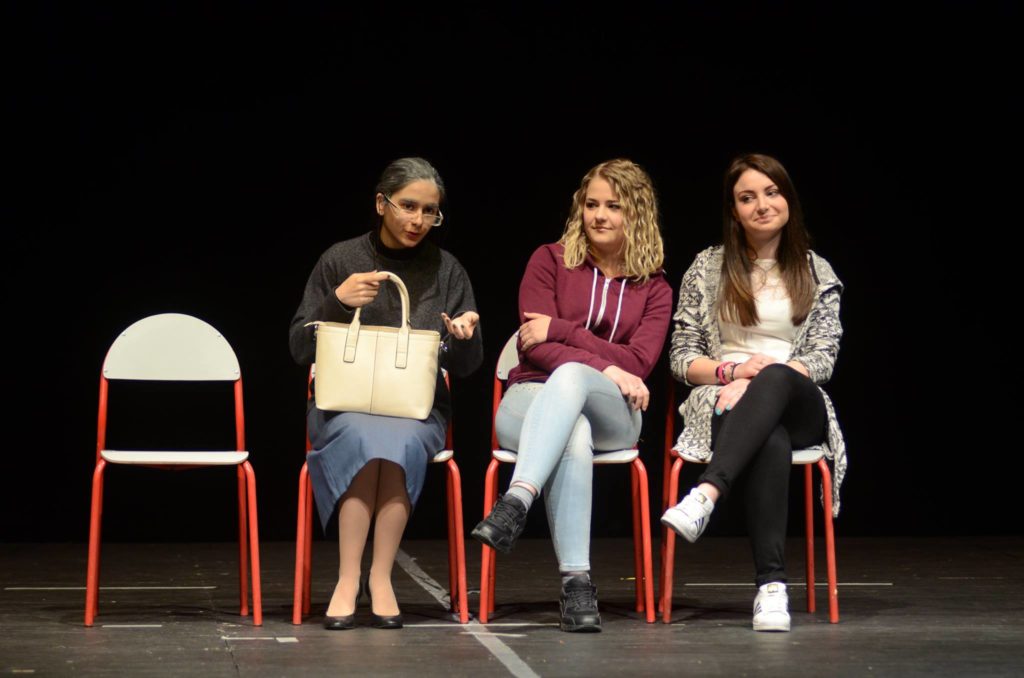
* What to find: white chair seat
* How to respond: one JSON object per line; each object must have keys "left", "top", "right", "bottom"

{"left": 679, "top": 447, "right": 825, "bottom": 466}
{"left": 791, "top": 447, "right": 826, "bottom": 464}
{"left": 431, "top": 449, "right": 454, "bottom": 463}
{"left": 492, "top": 448, "right": 639, "bottom": 465}
{"left": 101, "top": 450, "right": 249, "bottom": 465}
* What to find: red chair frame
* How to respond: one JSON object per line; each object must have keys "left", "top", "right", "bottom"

{"left": 658, "top": 379, "right": 838, "bottom": 624}
{"left": 85, "top": 314, "right": 261, "bottom": 627}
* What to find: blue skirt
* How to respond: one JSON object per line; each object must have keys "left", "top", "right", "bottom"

{"left": 306, "top": 407, "right": 447, "bottom": 530}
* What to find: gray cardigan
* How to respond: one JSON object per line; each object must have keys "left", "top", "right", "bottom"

{"left": 669, "top": 245, "right": 847, "bottom": 517}
{"left": 289, "top": 231, "right": 484, "bottom": 421}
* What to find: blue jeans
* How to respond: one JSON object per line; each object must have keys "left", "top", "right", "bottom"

{"left": 495, "top": 362, "right": 642, "bottom": 571}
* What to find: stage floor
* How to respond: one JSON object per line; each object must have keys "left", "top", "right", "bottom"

{"left": 2, "top": 537, "right": 1021, "bottom": 676}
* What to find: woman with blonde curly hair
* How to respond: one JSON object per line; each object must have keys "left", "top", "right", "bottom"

{"left": 472, "top": 159, "right": 672, "bottom": 632}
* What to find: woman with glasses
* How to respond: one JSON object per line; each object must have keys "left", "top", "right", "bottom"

{"left": 660, "top": 153, "right": 846, "bottom": 632}
{"left": 289, "top": 157, "right": 483, "bottom": 630}
{"left": 471, "top": 159, "right": 672, "bottom": 632}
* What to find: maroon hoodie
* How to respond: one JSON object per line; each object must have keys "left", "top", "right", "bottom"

{"left": 508, "top": 243, "right": 673, "bottom": 387}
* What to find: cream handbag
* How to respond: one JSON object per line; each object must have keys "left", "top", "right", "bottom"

{"left": 307, "top": 272, "right": 440, "bottom": 420}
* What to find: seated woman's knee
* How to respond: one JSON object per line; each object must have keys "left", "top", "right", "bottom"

{"left": 546, "top": 362, "right": 594, "bottom": 394}
{"left": 752, "top": 362, "right": 800, "bottom": 390}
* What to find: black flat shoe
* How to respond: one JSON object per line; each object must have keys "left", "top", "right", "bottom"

{"left": 369, "top": 612, "right": 403, "bottom": 629}
{"left": 323, "top": 614, "right": 356, "bottom": 630}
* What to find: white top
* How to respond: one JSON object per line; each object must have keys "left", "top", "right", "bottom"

{"left": 719, "top": 259, "right": 797, "bottom": 365}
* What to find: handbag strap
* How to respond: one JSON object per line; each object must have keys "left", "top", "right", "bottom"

{"left": 345, "top": 271, "right": 412, "bottom": 368}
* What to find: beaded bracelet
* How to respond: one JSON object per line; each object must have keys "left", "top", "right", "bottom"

{"left": 716, "top": 361, "right": 737, "bottom": 385}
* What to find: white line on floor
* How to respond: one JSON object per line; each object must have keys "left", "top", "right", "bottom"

{"left": 409, "top": 622, "right": 558, "bottom": 628}
{"left": 683, "top": 582, "right": 893, "bottom": 587}
{"left": 221, "top": 637, "right": 299, "bottom": 643}
{"left": 395, "top": 549, "right": 540, "bottom": 678}
{"left": 5, "top": 586, "right": 217, "bottom": 591}
{"left": 102, "top": 624, "right": 164, "bottom": 628}
{"left": 463, "top": 632, "right": 527, "bottom": 638}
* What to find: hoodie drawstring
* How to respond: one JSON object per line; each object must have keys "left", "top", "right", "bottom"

{"left": 584, "top": 267, "right": 598, "bottom": 330}
{"left": 608, "top": 279, "right": 626, "bottom": 343}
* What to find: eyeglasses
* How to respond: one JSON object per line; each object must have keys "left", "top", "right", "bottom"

{"left": 384, "top": 195, "right": 444, "bottom": 227}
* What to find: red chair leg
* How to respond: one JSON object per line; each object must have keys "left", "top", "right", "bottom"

{"left": 84, "top": 460, "right": 107, "bottom": 627}
{"left": 479, "top": 458, "right": 500, "bottom": 623}
{"left": 630, "top": 463, "right": 644, "bottom": 612}
{"left": 446, "top": 468, "right": 458, "bottom": 612}
{"left": 804, "top": 464, "right": 816, "bottom": 613}
{"left": 242, "top": 461, "right": 262, "bottom": 626}
{"left": 660, "top": 456, "right": 683, "bottom": 623}
{"left": 293, "top": 464, "right": 309, "bottom": 624}
{"left": 818, "top": 459, "right": 839, "bottom": 623}
{"left": 632, "top": 459, "right": 655, "bottom": 623}
{"left": 447, "top": 459, "right": 470, "bottom": 624}
{"left": 303, "top": 479, "right": 313, "bottom": 615}
{"left": 237, "top": 465, "right": 250, "bottom": 617}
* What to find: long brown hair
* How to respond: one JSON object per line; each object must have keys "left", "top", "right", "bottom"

{"left": 719, "top": 153, "right": 815, "bottom": 326}
{"left": 559, "top": 159, "right": 664, "bottom": 283}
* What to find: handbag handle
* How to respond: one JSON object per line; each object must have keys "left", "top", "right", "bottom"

{"left": 344, "top": 271, "right": 412, "bottom": 368}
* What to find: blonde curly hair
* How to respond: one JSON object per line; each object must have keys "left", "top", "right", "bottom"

{"left": 558, "top": 159, "right": 664, "bottom": 283}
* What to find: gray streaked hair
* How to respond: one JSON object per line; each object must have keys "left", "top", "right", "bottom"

{"left": 375, "top": 157, "right": 446, "bottom": 201}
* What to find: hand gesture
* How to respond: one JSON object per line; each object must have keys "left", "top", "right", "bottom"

{"left": 602, "top": 365, "right": 650, "bottom": 411}
{"left": 715, "top": 378, "right": 750, "bottom": 415}
{"left": 441, "top": 311, "right": 480, "bottom": 340}
{"left": 518, "top": 312, "right": 551, "bottom": 350}
{"left": 733, "top": 353, "right": 778, "bottom": 380}
{"left": 335, "top": 271, "right": 389, "bottom": 308}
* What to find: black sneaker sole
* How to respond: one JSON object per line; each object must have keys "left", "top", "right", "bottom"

{"left": 470, "top": 523, "right": 515, "bottom": 554}
{"left": 559, "top": 616, "right": 602, "bottom": 633}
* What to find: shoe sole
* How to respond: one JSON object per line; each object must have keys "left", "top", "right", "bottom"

{"left": 560, "top": 618, "right": 602, "bottom": 633}
{"left": 753, "top": 622, "right": 791, "bottom": 632}
{"left": 470, "top": 525, "right": 514, "bottom": 554}
{"left": 753, "top": 614, "right": 790, "bottom": 632}
{"left": 660, "top": 512, "right": 701, "bottom": 544}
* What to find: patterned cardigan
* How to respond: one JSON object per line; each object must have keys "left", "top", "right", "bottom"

{"left": 669, "top": 245, "right": 848, "bottom": 517}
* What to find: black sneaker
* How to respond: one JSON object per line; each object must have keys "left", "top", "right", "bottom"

{"left": 471, "top": 494, "right": 528, "bottom": 553}
{"left": 559, "top": 575, "right": 602, "bottom": 633}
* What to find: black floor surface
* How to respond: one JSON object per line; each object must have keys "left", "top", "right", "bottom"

{"left": 2, "top": 537, "right": 1022, "bottom": 676}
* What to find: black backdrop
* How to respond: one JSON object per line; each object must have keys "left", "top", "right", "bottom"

{"left": 5, "top": 3, "right": 1017, "bottom": 543}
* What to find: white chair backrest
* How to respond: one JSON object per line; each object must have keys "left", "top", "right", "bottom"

{"left": 496, "top": 333, "right": 520, "bottom": 381}
{"left": 103, "top": 313, "right": 241, "bottom": 381}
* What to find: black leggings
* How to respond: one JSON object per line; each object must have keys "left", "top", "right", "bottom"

{"left": 700, "top": 363, "right": 826, "bottom": 587}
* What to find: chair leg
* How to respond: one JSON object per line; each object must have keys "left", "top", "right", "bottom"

{"left": 303, "top": 480, "right": 313, "bottom": 615}
{"left": 479, "top": 458, "right": 500, "bottom": 623}
{"left": 818, "top": 459, "right": 839, "bottom": 623}
{"left": 632, "top": 459, "right": 655, "bottom": 623}
{"left": 804, "top": 464, "right": 816, "bottom": 613}
{"left": 446, "top": 468, "right": 458, "bottom": 612}
{"left": 630, "top": 464, "right": 644, "bottom": 612}
{"left": 242, "top": 461, "right": 262, "bottom": 626}
{"left": 447, "top": 459, "right": 470, "bottom": 624}
{"left": 85, "top": 460, "right": 107, "bottom": 627}
{"left": 293, "top": 464, "right": 309, "bottom": 624}
{"left": 660, "top": 456, "right": 683, "bottom": 623}
{"left": 236, "top": 465, "right": 250, "bottom": 617}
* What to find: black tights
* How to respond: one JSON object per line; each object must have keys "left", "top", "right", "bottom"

{"left": 700, "top": 364, "right": 826, "bottom": 586}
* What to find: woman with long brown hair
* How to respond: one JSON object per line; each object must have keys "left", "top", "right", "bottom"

{"left": 661, "top": 153, "right": 847, "bottom": 632}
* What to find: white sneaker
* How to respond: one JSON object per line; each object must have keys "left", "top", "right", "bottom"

{"left": 752, "top": 582, "right": 790, "bottom": 632}
{"left": 660, "top": 488, "right": 715, "bottom": 543}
